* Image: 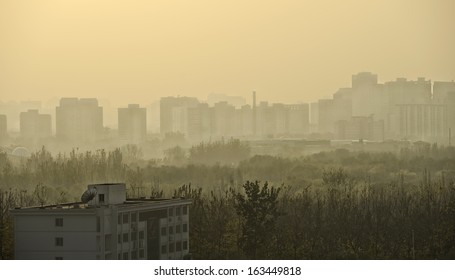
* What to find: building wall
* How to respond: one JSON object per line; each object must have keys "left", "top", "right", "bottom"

{"left": 118, "top": 104, "right": 147, "bottom": 144}
{"left": 14, "top": 212, "right": 98, "bottom": 260}
{"left": 56, "top": 98, "right": 103, "bottom": 142}
{"left": 397, "top": 104, "right": 446, "bottom": 142}
{"left": 160, "top": 97, "right": 199, "bottom": 135}
{"left": 19, "top": 110, "right": 52, "bottom": 139}
{"left": 433, "top": 81, "right": 455, "bottom": 103}
{"left": 0, "top": 114, "right": 6, "bottom": 140}
{"left": 13, "top": 184, "right": 192, "bottom": 261}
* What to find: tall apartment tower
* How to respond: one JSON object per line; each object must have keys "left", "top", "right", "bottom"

{"left": 160, "top": 97, "right": 199, "bottom": 136}
{"left": 56, "top": 98, "right": 103, "bottom": 142}
{"left": 20, "top": 109, "right": 52, "bottom": 139}
{"left": 253, "top": 91, "right": 257, "bottom": 136}
{"left": 11, "top": 183, "right": 192, "bottom": 260}
{"left": 433, "top": 81, "right": 455, "bottom": 103}
{"left": 0, "top": 114, "right": 7, "bottom": 141}
{"left": 118, "top": 104, "right": 147, "bottom": 144}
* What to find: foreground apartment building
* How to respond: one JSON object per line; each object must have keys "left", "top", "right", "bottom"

{"left": 11, "top": 183, "right": 191, "bottom": 260}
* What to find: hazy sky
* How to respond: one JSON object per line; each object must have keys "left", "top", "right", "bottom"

{"left": 1, "top": 0, "right": 454, "bottom": 106}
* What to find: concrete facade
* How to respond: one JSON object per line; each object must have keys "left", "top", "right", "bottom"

{"left": 19, "top": 109, "right": 52, "bottom": 140}
{"left": 118, "top": 104, "right": 147, "bottom": 144}
{"left": 56, "top": 98, "right": 103, "bottom": 142}
{"left": 11, "top": 183, "right": 191, "bottom": 260}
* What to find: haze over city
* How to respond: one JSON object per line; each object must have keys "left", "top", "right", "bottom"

{"left": 1, "top": 0, "right": 455, "bottom": 263}
{"left": 1, "top": 0, "right": 455, "bottom": 106}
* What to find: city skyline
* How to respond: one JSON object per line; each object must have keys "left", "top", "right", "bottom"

{"left": 0, "top": 71, "right": 454, "bottom": 149}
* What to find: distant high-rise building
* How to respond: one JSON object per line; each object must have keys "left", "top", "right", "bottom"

{"left": 252, "top": 91, "right": 257, "bottom": 136}
{"left": 20, "top": 110, "right": 52, "bottom": 140}
{"left": 384, "top": 77, "right": 432, "bottom": 138}
{"left": 212, "top": 101, "right": 236, "bottom": 138}
{"left": 160, "top": 97, "right": 199, "bottom": 136}
{"left": 309, "top": 102, "right": 319, "bottom": 133}
{"left": 0, "top": 101, "right": 41, "bottom": 132}
{"left": 239, "top": 104, "right": 253, "bottom": 137}
{"left": 445, "top": 92, "right": 455, "bottom": 145}
{"left": 397, "top": 104, "right": 446, "bottom": 142}
{"left": 118, "top": 104, "right": 147, "bottom": 144}
{"left": 187, "top": 103, "right": 213, "bottom": 142}
{"left": 433, "top": 81, "right": 455, "bottom": 103}
{"left": 287, "top": 103, "right": 310, "bottom": 136}
{"left": 317, "top": 99, "right": 335, "bottom": 134}
{"left": 351, "top": 72, "right": 384, "bottom": 118}
{"left": 56, "top": 98, "right": 103, "bottom": 142}
{"left": 335, "top": 116, "right": 384, "bottom": 141}
{"left": 0, "top": 114, "right": 7, "bottom": 141}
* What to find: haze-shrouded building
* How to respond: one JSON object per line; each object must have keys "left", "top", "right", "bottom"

{"left": 351, "top": 72, "right": 384, "bottom": 118}
{"left": 397, "top": 104, "right": 446, "bottom": 142}
{"left": 0, "top": 114, "right": 7, "bottom": 141}
{"left": 118, "top": 104, "right": 147, "bottom": 144}
{"left": 11, "top": 183, "right": 192, "bottom": 260}
{"left": 187, "top": 103, "right": 213, "bottom": 142}
{"left": 160, "top": 97, "right": 199, "bottom": 136}
{"left": 384, "top": 77, "right": 432, "bottom": 138}
{"left": 335, "top": 116, "right": 384, "bottom": 141}
{"left": 19, "top": 109, "right": 52, "bottom": 140}
{"left": 56, "top": 98, "right": 103, "bottom": 142}
{"left": 433, "top": 81, "right": 455, "bottom": 103}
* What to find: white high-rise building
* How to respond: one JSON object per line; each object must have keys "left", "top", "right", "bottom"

{"left": 11, "top": 183, "right": 192, "bottom": 260}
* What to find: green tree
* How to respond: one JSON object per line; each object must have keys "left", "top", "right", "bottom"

{"left": 233, "top": 181, "right": 281, "bottom": 259}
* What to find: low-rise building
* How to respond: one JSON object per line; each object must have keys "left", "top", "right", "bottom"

{"left": 11, "top": 183, "right": 191, "bottom": 260}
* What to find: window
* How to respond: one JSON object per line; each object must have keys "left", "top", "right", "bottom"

{"left": 118, "top": 214, "right": 122, "bottom": 225}
{"left": 176, "top": 207, "right": 181, "bottom": 216}
{"left": 161, "top": 227, "right": 167, "bottom": 236}
{"left": 176, "top": 224, "right": 181, "bottom": 234}
{"left": 96, "top": 217, "right": 100, "bottom": 232}
{"left": 169, "top": 208, "right": 174, "bottom": 217}
{"left": 123, "top": 252, "right": 129, "bottom": 260}
{"left": 123, "top": 233, "right": 128, "bottom": 243}
{"left": 169, "top": 242, "right": 174, "bottom": 253}
{"left": 183, "top": 224, "right": 188, "bottom": 233}
{"left": 183, "top": 241, "right": 188, "bottom": 250}
{"left": 131, "top": 212, "right": 137, "bottom": 222}
{"left": 55, "top": 218, "right": 63, "bottom": 227}
{"left": 183, "top": 206, "right": 188, "bottom": 215}
{"left": 169, "top": 226, "right": 174, "bottom": 235}
{"left": 117, "top": 234, "right": 121, "bottom": 244}
{"left": 131, "top": 251, "right": 137, "bottom": 260}
{"left": 161, "top": 245, "right": 167, "bottom": 254}
{"left": 123, "top": 213, "right": 129, "bottom": 224}
{"left": 105, "top": 234, "right": 112, "bottom": 248}
{"left": 176, "top": 241, "right": 182, "bottom": 252}
{"left": 99, "top": 194, "right": 105, "bottom": 203}
{"left": 55, "top": 237, "right": 63, "bottom": 247}
{"left": 139, "top": 250, "right": 145, "bottom": 259}
{"left": 139, "top": 231, "right": 145, "bottom": 239}
{"left": 118, "top": 253, "right": 122, "bottom": 260}
{"left": 131, "top": 232, "right": 137, "bottom": 241}
{"left": 55, "top": 257, "right": 63, "bottom": 260}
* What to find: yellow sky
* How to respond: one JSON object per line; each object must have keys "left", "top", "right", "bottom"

{"left": 1, "top": 0, "right": 454, "bottom": 106}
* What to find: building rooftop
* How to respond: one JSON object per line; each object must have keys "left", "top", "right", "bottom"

{"left": 13, "top": 197, "right": 190, "bottom": 212}
{"left": 12, "top": 183, "right": 191, "bottom": 213}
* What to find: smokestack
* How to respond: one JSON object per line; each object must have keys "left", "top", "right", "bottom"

{"left": 253, "top": 91, "right": 257, "bottom": 136}
{"left": 449, "top": 128, "right": 452, "bottom": 146}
